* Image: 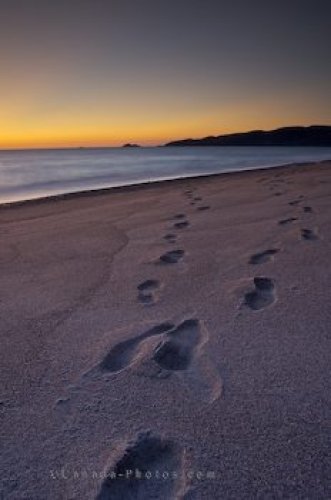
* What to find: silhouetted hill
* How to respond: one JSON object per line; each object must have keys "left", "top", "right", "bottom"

{"left": 165, "top": 126, "right": 331, "bottom": 147}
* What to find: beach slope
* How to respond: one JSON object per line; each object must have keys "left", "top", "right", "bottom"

{"left": 1, "top": 161, "right": 330, "bottom": 499}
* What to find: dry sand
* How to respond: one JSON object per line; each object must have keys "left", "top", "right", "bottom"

{"left": 1, "top": 161, "right": 330, "bottom": 499}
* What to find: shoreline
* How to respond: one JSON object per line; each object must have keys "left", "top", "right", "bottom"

{"left": 1, "top": 159, "right": 330, "bottom": 210}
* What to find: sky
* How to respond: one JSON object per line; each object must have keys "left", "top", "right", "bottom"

{"left": 0, "top": 0, "right": 330, "bottom": 148}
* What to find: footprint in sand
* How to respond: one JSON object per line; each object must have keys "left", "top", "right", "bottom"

{"left": 278, "top": 217, "right": 297, "bottom": 225}
{"left": 163, "top": 233, "right": 177, "bottom": 244}
{"left": 137, "top": 279, "right": 160, "bottom": 305}
{"left": 153, "top": 319, "right": 201, "bottom": 371}
{"left": 193, "top": 196, "right": 202, "bottom": 202}
{"left": 96, "top": 432, "right": 182, "bottom": 500}
{"left": 289, "top": 196, "right": 304, "bottom": 206}
{"left": 159, "top": 250, "right": 185, "bottom": 264}
{"left": 172, "top": 213, "right": 186, "bottom": 220}
{"left": 301, "top": 228, "right": 318, "bottom": 241}
{"left": 184, "top": 189, "right": 193, "bottom": 196}
{"left": 98, "top": 319, "right": 221, "bottom": 403}
{"left": 244, "top": 277, "right": 276, "bottom": 311}
{"left": 197, "top": 205, "right": 210, "bottom": 211}
{"left": 151, "top": 319, "right": 222, "bottom": 402}
{"left": 249, "top": 248, "right": 279, "bottom": 265}
{"left": 174, "top": 221, "right": 190, "bottom": 229}
{"left": 303, "top": 206, "right": 313, "bottom": 213}
{"left": 99, "top": 323, "right": 174, "bottom": 374}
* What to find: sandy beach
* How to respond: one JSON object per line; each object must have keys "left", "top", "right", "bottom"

{"left": 1, "top": 160, "right": 330, "bottom": 499}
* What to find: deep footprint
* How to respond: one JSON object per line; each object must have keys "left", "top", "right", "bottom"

{"left": 303, "top": 206, "right": 313, "bottom": 213}
{"left": 249, "top": 248, "right": 279, "bottom": 265}
{"left": 96, "top": 432, "right": 179, "bottom": 500}
{"left": 197, "top": 205, "right": 210, "bottom": 211}
{"left": 137, "top": 279, "right": 159, "bottom": 291}
{"left": 153, "top": 319, "right": 201, "bottom": 371}
{"left": 172, "top": 213, "right": 186, "bottom": 220}
{"left": 301, "top": 228, "right": 318, "bottom": 241}
{"left": 100, "top": 323, "right": 174, "bottom": 373}
{"left": 245, "top": 277, "right": 276, "bottom": 311}
{"left": 159, "top": 250, "right": 184, "bottom": 264}
{"left": 174, "top": 221, "right": 189, "bottom": 229}
{"left": 137, "top": 279, "right": 159, "bottom": 305}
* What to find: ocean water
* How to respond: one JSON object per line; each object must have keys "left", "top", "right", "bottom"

{"left": 0, "top": 146, "right": 330, "bottom": 204}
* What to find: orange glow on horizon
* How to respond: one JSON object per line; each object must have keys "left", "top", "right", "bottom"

{"left": 3, "top": 114, "right": 331, "bottom": 148}
{"left": 1, "top": 76, "right": 330, "bottom": 149}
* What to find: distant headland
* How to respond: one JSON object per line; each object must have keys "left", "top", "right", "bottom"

{"left": 165, "top": 126, "right": 331, "bottom": 147}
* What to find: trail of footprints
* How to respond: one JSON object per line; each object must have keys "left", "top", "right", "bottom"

{"left": 96, "top": 186, "right": 219, "bottom": 393}
{"left": 113, "top": 173, "right": 321, "bottom": 388}
{"left": 129, "top": 187, "right": 214, "bottom": 383}
{"left": 88, "top": 173, "right": 322, "bottom": 497}
{"left": 137, "top": 185, "right": 211, "bottom": 306}
{"left": 281, "top": 192, "right": 319, "bottom": 242}
{"left": 245, "top": 172, "right": 321, "bottom": 311}
{"left": 88, "top": 187, "right": 215, "bottom": 399}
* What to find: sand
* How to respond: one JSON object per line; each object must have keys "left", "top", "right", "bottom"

{"left": 1, "top": 161, "right": 330, "bottom": 499}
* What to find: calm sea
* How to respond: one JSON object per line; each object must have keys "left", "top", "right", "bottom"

{"left": 0, "top": 146, "right": 330, "bottom": 204}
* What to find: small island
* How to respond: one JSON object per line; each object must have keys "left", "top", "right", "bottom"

{"left": 122, "top": 143, "right": 141, "bottom": 148}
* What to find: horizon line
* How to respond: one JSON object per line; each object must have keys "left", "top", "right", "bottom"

{"left": 1, "top": 124, "right": 330, "bottom": 151}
